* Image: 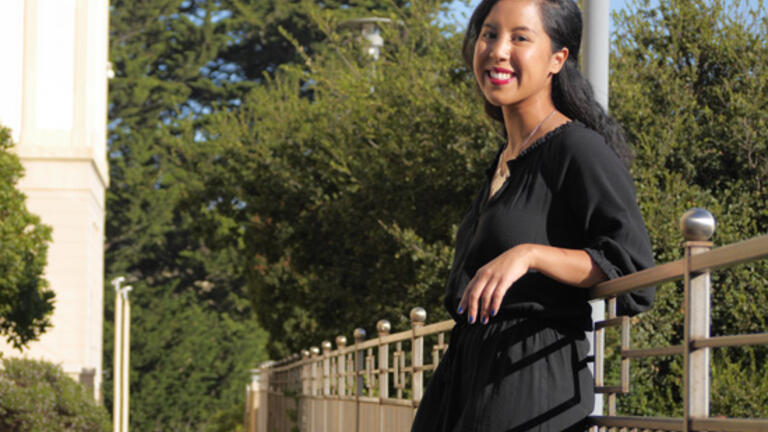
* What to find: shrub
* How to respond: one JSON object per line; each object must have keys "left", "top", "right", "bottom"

{"left": 0, "top": 357, "right": 110, "bottom": 432}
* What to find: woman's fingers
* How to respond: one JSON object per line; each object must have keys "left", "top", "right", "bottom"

{"left": 458, "top": 271, "right": 503, "bottom": 325}
{"left": 459, "top": 274, "right": 483, "bottom": 324}
{"left": 479, "top": 279, "right": 499, "bottom": 324}
{"left": 461, "top": 278, "right": 480, "bottom": 324}
{"left": 489, "top": 283, "right": 507, "bottom": 320}
{"left": 457, "top": 246, "right": 532, "bottom": 324}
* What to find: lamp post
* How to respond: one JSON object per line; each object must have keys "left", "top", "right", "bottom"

{"left": 341, "top": 17, "right": 392, "bottom": 91}
{"left": 340, "top": 17, "right": 392, "bottom": 61}
{"left": 111, "top": 276, "right": 132, "bottom": 432}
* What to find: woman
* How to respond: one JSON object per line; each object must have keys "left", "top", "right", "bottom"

{"left": 410, "top": 0, "right": 655, "bottom": 431}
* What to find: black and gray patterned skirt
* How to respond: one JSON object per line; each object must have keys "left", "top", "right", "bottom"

{"left": 411, "top": 316, "right": 594, "bottom": 432}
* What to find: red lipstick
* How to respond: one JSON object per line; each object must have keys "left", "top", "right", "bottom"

{"left": 488, "top": 67, "right": 516, "bottom": 85}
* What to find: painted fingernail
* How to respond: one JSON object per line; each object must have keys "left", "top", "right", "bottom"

{"left": 457, "top": 306, "right": 463, "bottom": 314}
{"left": 469, "top": 315, "right": 474, "bottom": 324}
{"left": 491, "top": 308, "right": 497, "bottom": 316}
{"left": 482, "top": 316, "right": 488, "bottom": 324}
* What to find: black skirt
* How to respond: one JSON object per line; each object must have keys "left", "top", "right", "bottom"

{"left": 411, "top": 317, "right": 594, "bottom": 432}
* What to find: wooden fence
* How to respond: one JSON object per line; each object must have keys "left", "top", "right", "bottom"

{"left": 244, "top": 208, "right": 768, "bottom": 432}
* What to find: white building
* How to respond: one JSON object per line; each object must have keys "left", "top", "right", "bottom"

{"left": 0, "top": 0, "right": 110, "bottom": 401}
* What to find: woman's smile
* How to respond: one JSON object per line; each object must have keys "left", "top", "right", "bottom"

{"left": 487, "top": 67, "right": 516, "bottom": 85}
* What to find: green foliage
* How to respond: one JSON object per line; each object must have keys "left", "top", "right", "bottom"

{"left": 610, "top": 0, "right": 768, "bottom": 416}
{"left": 0, "top": 126, "right": 54, "bottom": 349}
{"left": 103, "top": 283, "right": 268, "bottom": 431}
{"left": 205, "top": 0, "right": 495, "bottom": 356}
{"left": 107, "top": 1, "right": 273, "bottom": 429}
{"left": 0, "top": 357, "right": 110, "bottom": 432}
{"left": 106, "top": 0, "right": 451, "bottom": 429}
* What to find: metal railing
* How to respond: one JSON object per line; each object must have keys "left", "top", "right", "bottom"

{"left": 244, "top": 208, "right": 768, "bottom": 432}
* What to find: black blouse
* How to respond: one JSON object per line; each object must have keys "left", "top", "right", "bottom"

{"left": 443, "top": 121, "right": 655, "bottom": 330}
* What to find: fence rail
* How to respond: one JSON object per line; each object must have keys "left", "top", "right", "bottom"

{"left": 244, "top": 208, "right": 768, "bottom": 432}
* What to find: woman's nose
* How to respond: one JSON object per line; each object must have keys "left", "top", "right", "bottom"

{"left": 489, "top": 36, "right": 511, "bottom": 59}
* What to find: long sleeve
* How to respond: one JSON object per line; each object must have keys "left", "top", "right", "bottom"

{"left": 554, "top": 126, "right": 655, "bottom": 316}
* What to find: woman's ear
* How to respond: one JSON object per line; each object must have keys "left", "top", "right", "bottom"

{"left": 549, "top": 47, "right": 569, "bottom": 75}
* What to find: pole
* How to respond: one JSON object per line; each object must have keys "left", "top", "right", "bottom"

{"left": 582, "top": 0, "right": 610, "bottom": 110}
{"left": 582, "top": 0, "right": 610, "bottom": 417}
{"left": 680, "top": 208, "right": 715, "bottom": 431}
{"left": 121, "top": 286, "right": 132, "bottom": 432}
{"left": 111, "top": 277, "right": 125, "bottom": 432}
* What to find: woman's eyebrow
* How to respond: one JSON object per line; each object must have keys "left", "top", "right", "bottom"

{"left": 481, "top": 23, "right": 536, "bottom": 33}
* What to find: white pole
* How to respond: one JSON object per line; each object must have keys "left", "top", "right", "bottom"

{"left": 121, "top": 286, "right": 132, "bottom": 432}
{"left": 111, "top": 277, "right": 125, "bottom": 432}
{"left": 582, "top": 0, "right": 610, "bottom": 417}
{"left": 582, "top": 0, "right": 611, "bottom": 110}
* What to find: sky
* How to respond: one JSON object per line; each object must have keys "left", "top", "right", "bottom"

{"left": 443, "top": 0, "right": 765, "bottom": 31}
{"left": 443, "top": 0, "right": 636, "bottom": 31}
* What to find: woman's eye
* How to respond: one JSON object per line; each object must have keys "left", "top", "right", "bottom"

{"left": 512, "top": 35, "right": 528, "bottom": 42}
{"left": 481, "top": 31, "right": 496, "bottom": 39}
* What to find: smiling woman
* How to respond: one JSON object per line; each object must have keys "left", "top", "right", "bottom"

{"left": 410, "top": 0, "right": 655, "bottom": 431}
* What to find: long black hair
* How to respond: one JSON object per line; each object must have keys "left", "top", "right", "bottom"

{"left": 462, "top": 0, "right": 632, "bottom": 164}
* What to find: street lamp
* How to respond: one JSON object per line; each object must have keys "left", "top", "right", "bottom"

{"left": 111, "top": 276, "right": 132, "bottom": 432}
{"left": 340, "top": 17, "right": 392, "bottom": 61}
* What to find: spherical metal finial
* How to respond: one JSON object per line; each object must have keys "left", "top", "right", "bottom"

{"left": 376, "top": 319, "right": 391, "bottom": 336}
{"left": 353, "top": 328, "right": 367, "bottom": 343}
{"left": 321, "top": 340, "right": 332, "bottom": 353}
{"left": 680, "top": 208, "right": 716, "bottom": 241}
{"left": 301, "top": 349, "right": 310, "bottom": 359}
{"left": 310, "top": 346, "right": 320, "bottom": 356}
{"left": 335, "top": 335, "right": 347, "bottom": 348}
{"left": 410, "top": 307, "right": 427, "bottom": 324}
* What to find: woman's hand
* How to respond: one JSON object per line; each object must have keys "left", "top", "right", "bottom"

{"left": 457, "top": 244, "right": 533, "bottom": 325}
{"left": 456, "top": 244, "right": 607, "bottom": 324}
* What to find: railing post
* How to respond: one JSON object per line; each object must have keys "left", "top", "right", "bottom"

{"left": 322, "top": 341, "right": 332, "bottom": 432}
{"left": 301, "top": 349, "right": 311, "bottom": 431}
{"left": 377, "top": 320, "right": 391, "bottom": 432}
{"left": 310, "top": 346, "right": 320, "bottom": 432}
{"left": 302, "top": 349, "right": 311, "bottom": 395}
{"left": 681, "top": 208, "right": 715, "bottom": 432}
{"left": 336, "top": 336, "right": 347, "bottom": 397}
{"left": 258, "top": 361, "right": 274, "bottom": 432}
{"left": 353, "top": 328, "right": 366, "bottom": 432}
{"left": 353, "top": 328, "right": 367, "bottom": 396}
{"left": 607, "top": 298, "right": 617, "bottom": 416}
{"left": 322, "top": 341, "right": 332, "bottom": 396}
{"left": 246, "top": 368, "right": 260, "bottom": 432}
{"left": 311, "top": 346, "right": 321, "bottom": 396}
{"left": 335, "top": 336, "right": 347, "bottom": 432}
{"left": 410, "top": 307, "right": 427, "bottom": 408}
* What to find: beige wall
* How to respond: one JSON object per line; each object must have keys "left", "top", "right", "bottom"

{"left": 0, "top": 0, "right": 109, "bottom": 401}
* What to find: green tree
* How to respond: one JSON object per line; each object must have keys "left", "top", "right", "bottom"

{"left": 0, "top": 125, "right": 54, "bottom": 349}
{"left": 105, "top": 0, "right": 450, "bottom": 429}
{"left": 610, "top": 0, "right": 768, "bottom": 417}
{"left": 205, "top": 0, "right": 494, "bottom": 357}
{"left": 107, "top": 1, "right": 268, "bottom": 429}
{"left": 0, "top": 357, "right": 110, "bottom": 431}
{"left": 103, "top": 283, "right": 268, "bottom": 431}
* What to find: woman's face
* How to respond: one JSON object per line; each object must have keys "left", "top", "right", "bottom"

{"left": 472, "top": 0, "right": 567, "bottom": 109}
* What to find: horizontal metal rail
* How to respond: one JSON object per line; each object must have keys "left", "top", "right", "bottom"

{"left": 691, "top": 332, "right": 768, "bottom": 349}
{"left": 590, "top": 415, "right": 768, "bottom": 432}
{"left": 247, "top": 211, "right": 768, "bottom": 432}
{"left": 589, "top": 234, "right": 768, "bottom": 301}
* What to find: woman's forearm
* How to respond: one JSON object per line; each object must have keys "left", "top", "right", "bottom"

{"left": 526, "top": 243, "right": 607, "bottom": 288}
{"left": 458, "top": 243, "right": 609, "bottom": 324}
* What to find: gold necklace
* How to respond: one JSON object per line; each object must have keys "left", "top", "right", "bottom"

{"left": 494, "top": 109, "right": 557, "bottom": 181}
